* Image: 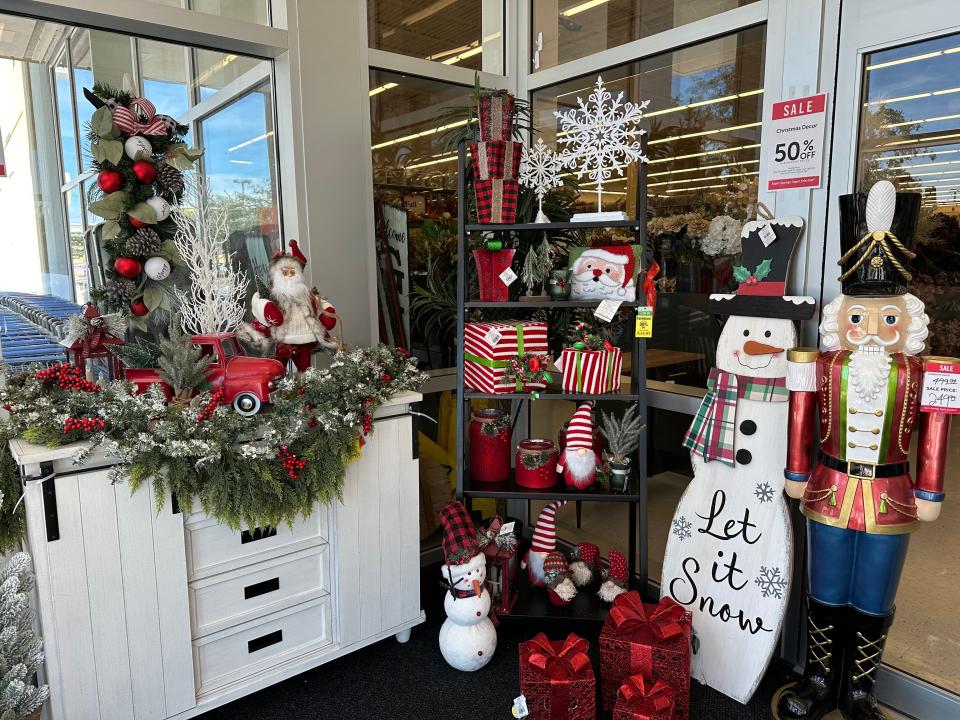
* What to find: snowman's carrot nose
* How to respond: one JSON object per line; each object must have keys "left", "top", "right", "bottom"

{"left": 743, "top": 340, "right": 783, "bottom": 355}
{"left": 472, "top": 579, "right": 483, "bottom": 597}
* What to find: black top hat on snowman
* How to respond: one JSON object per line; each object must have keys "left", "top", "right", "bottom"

{"left": 837, "top": 180, "right": 920, "bottom": 297}
{"left": 707, "top": 216, "right": 816, "bottom": 320}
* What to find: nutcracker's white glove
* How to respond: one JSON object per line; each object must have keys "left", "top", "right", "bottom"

{"left": 916, "top": 498, "right": 942, "bottom": 522}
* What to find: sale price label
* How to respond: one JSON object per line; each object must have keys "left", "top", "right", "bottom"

{"left": 920, "top": 357, "right": 960, "bottom": 414}
{"left": 764, "top": 93, "right": 828, "bottom": 192}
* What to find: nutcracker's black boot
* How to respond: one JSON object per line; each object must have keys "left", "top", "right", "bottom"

{"left": 772, "top": 599, "right": 847, "bottom": 720}
{"left": 838, "top": 609, "right": 895, "bottom": 720}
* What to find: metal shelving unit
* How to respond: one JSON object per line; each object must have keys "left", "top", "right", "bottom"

{"left": 453, "top": 141, "right": 650, "bottom": 622}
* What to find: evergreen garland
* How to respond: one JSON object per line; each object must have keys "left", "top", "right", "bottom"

{"left": 0, "top": 347, "right": 426, "bottom": 535}
{"left": 0, "top": 550, "right": 49, "bottom": 720}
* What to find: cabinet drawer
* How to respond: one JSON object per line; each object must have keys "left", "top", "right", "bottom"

{"left": 194, "top": 596, "right": 332, "bottom": 697}
{"left": 186, "top": 510, "right": 328, "bottom": 579}
{"left": 190, "top": 545, "right": 329, "bottom": 637}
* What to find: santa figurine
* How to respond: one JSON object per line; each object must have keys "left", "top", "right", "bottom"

{"left": 570, "top": 245, "right": 638, "bottom": 301}
{"left": 557, "top": 402, "right": 599, "bottom": 490}
{"left": 237, "top": 239, "right": 339, "bottom": 373}
{"left": 521, "top": 500, "right": 567, "bottom": 588}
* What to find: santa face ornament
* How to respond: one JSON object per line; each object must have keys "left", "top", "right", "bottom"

{"left": 568, "top": 245, "right": 639, "bottom": 302}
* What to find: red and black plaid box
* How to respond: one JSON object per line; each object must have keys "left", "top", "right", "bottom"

{"left": 470, "top": 140, "right": 522, "bottom": 223}
{"left": 599, "top": 592, "right": 692, "bottom": 718}
{"left": 613, "top": 675, "right": 676, "bottom": 720}
{"left": 471, "top": 140, "right": 522, "bottom": 179}
{"left": 520, "top": 633, "right": 596, "bottom": 720}
{"left": 478, "top": 92, "right": 515, "bottom": 141}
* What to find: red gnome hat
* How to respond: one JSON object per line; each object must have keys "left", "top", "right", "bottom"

{"left": 439, "top": 501, "right": 479, "bottom": 566}
{"left": 607, "top": 550, "right": 628, "bottom": 585}
{"left": 530, "top": 499, "right": 567, "bottom": 552}
{"left": 565, "top": 401, "right": 595, "bottom": 451}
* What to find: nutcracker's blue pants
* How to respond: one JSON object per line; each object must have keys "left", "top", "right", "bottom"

{"left": 806, "top": 520, "right": 910, "bottom": 616}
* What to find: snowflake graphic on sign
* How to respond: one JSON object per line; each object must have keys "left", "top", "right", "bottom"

{"left": 554, "top": 76, "right": 649, "bottom": 216}
{"left": 672, "top": 516, "right": 692, "bottom": 541}
{"left": 519, "top": 138, "right": 564, "bottom": 223}
{"left": 754, "top": 482, "right": 775, "bottom": 503}
{"left": 755, "top": 566, "right": 788, "bottom": 599}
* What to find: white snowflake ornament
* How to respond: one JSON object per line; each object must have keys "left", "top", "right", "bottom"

{"left": 554, "top": 76, "right": 650, "bottom": 221}
{"left": 519, "top": 138, "right": 564, "bottom": 223}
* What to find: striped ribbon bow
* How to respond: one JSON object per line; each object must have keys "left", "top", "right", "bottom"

{"left": 112, "top": 97, "right": 172, "bottom": 136}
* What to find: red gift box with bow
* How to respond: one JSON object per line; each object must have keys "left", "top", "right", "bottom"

{"left": 613, "top": 674, "right": 676, "bottom": 720}
{"left": 519, "top": 632, "right": 596, "bottom": 720}
{"left": 599, "top": 592, "right": 692, "bottom": 717}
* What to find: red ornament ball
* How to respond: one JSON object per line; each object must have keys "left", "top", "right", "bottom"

{"left": 131, "top": 160, "right": 157, "bottom": 185}
{"left": 129, "top": 216, "right": 147, "bottom": 228}
{"left": 130, "top": 300, "right": 149, "bottom": 317}
{"left": 527, "top": 356, "right": 541, "bottom": 373}
{"left": 97, "top": 169, "right": 123, "bottom": 193}
{"left": 114, "top": 257, "right": 143, "bottom": 279}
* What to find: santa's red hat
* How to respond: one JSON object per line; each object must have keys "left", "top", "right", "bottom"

{"left": 439, "top": 501, "right": 479, "bottom": 566}
{"left": 530, "top": 500, "right": 567, "bottom": 553}
{"left": 271, "top": 239, "right": 307, "bottom": 268}
{"left": 579, "top": 246, "right": 636, "bottom": 288}
{"left": 564, "top": 401, "right": 595, "bottom": 451}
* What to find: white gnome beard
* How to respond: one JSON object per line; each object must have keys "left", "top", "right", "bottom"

{"left": 551, "top": 577, "right": 578, "bottom": 602}
{"left": 849, "top": 349, "right": 892, "bottom": 402}
{"left": 568, "top": 560, "right": 594, "bottom": 587}
{"left": 598, "top": 580, "right": 627, "bottom": 603}
{"left": 526, "top": 550, "right": 547, "bottom": 584}
{"left": 563, "top": 448, "right": 596, "bottom": 485}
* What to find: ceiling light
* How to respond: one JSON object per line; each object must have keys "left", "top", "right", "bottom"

{"left": 648, "top": 120, "right": 762, "bottom": 145}
{"left": 880, "top": 112, "right": 960, "bottom": 129}
{"left": 562, "top": 0, "right": 610, "bottom": 18}
{"left": 372, "top": 119, "right": 473, "bottom": 151}
{"left": 665, "top": 182, "right": 729, "bottom": 193}
{"left": 369, "top": 82, "right": 398, "bottom": 97}
{"left": 228, "top": 131, "right": 273, "bottom": 153}
{"left": 405, "top": 154, "right": 457, "bottom": 170}
{"left": 442, "top": 45, "right": 483, "bottom": 65}
{"left": 648, "top": 170, "right": 759, "bottom": 188}
{"left": 648, "top": 158, "right": 760, "bottom": 178}
{"left": 400, "top": 0, "right": 459, "bottom": 26}
{"left": 649, "top": 143, "right": 761, "bottom": 165}
{"left": 866, "top": 92, "right": 931, "bottom": 106}
{"left": 867, "top": 50, "right": 943, "bottom": 71}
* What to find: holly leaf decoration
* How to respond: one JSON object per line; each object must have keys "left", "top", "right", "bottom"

{"left": 91, "top": 106, "right": 119, "bottom": 139}
{"left": 733, "top": 265, "right": 751, "bottom": 283}
{"left": 101, "top": 219, "right": 121, "bottom": 240}
{"left": 754, "top": 258, "right": 773, "bottom": 281}
{"left": 129, "top": 202, "right": 158, "bottom": 225}
{"left": 143, "top": 284, "right": 164, "bottom": 312}
{"left": 88, "top": 191, "right": 129, "bottom": 220}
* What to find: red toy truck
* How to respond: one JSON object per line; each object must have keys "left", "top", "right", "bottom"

{"left": 125, "top": 332, "right": 286, "bottom": 416}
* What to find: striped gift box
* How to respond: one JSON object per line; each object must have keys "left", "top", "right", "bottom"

{"left": 464, "top": 321, "right": 549, "bottom": 394}
{"left": 605, "top": 347, "right": 624, "bottom": 392}
{"left": 559, "top": 347, "right": 609, "bottom": 394}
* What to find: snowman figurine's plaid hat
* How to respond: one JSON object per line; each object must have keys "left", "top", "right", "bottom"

{"left": 439, "top": 501, "right": 479, "bottom": 566}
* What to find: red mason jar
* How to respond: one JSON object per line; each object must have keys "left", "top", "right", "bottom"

{"left": 514, "top": 439, "right": 558, "bottom": 489}
{"left": 469, "top": 409, "right": 511, "bottom": 483}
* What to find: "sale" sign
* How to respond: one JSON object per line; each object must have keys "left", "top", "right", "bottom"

{"left": 764, "top": 93, "right": 828, "bottom": 191}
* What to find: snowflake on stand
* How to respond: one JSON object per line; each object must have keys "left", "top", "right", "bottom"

{"left": 755, "top": 482, "right": 775, "bottom": 503}
{"left": 553, "top": 75, "right": 650, "bottom": 214}
{"left": 519, "top": 137, "right": 564, "bottom": 223}
{"left": 672, "top": 516, "right": 692, "bottom": 541}
{"left": 755, "top": 566, "right": 788, "bottom": 599}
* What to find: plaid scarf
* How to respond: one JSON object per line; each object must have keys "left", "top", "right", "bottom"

{"left": 683, "top": 367, "right": 788, "bottom": 466}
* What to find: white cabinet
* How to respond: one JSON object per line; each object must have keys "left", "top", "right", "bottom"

{"left": 10, "top": 392, "right": 423, "bottom": 720}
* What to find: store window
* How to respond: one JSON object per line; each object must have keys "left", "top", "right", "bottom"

{"left": 368, "top": 69, "right": 472, "bottom": 367}
{"left": 143, "top": 0, "right": 272, "bottom": 26}
{"left": 532, "top": 0, "right": 757, "bottom": 71}
{"left": 853, "top": 30, "right": 960, "bottom": 696}
{"left": 139, "top": 40, "right": 190, "bottom": 119}
{"left": 367, "top": 0, "right": 504, "bottom": 74}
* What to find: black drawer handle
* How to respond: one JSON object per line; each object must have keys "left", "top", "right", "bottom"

{"left": 247, "top": 630, "right": 282, "bottom": 654}
{"left": 244, "top": 577, "right": 280, "bottom": 600}
{"left": 240, "top": 526, "right": 277, "bottom": 544}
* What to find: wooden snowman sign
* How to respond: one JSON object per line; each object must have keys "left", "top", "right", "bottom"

{"left": 660, "top": 216, "right": 816, "bottom": 703}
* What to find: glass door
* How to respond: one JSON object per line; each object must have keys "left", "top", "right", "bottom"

{"left": 830, "top": 2, "right": 960, "bottom": 715}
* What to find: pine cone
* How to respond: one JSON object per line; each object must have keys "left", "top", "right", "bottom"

{"left": 125, "top": 228, "right": 161, "bottom": 257}
{"left": 156, "top": 161, "right": 184, "bottom": 195}
{"left": 103, "top": 277, "right": 136, "bottom": 306}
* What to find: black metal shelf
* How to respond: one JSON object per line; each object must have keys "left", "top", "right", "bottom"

{"left": 466, "top": 219, "right": 641, "bottom": 232}
{"left": 465, "top": 299, "right": 641, "bottom": 309}
{"left": 497, "top": 572, "right": 614, "bottom": 623}
{"left": 463, "top": 470, "right": 640, "bottom": 502}
{"left": 464, "top": 390, "right": 641, "bottom": 401}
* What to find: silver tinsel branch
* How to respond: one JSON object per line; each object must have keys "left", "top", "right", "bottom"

{"left": 172, "top": 174, "right": 248, "bottom": 334}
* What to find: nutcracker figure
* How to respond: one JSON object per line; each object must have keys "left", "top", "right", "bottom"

{"left": 774, "top": 181, "right": 951, "bottom": 720}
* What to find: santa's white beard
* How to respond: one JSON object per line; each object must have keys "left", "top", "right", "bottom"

{"left": 563, "top": 448, "right": 596, "bottom": 489}
{"left": 849, "top": 349, "right": 892, "bottom": 402}
{"left": 271, "top": 266, "right": 312, "bottom": 309}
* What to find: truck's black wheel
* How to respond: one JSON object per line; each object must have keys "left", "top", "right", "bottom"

{"left": 232, "top": 392, "right": 262, "bottom": 416}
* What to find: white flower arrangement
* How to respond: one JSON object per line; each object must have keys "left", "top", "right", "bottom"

{"left": 700, "top": 215, "right": 744, "bottom": 257}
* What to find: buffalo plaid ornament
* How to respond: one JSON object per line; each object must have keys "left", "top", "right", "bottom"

{"left": 471, "top": 141, "right": 522, "bottom": 224}
{"left": 439, "top": 501, "right": 480, "bottom": 566}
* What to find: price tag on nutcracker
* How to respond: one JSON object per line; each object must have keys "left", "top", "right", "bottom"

{"left": 511, "top": 695, "right": 529, "bottom": 718}
{"left": 920, "top": 357, "right": 960, "bottom": 413}
{"left": 635, "top": 306, "right": 653, "bottom": 338}
{"left": 483, "top": 327, "right": 503, "bottom": 346}
{"left": 593, "top": 298, "right": 621, "bottom": 323}
{"left": 499, "top": 267, "right": 517, "bottom": 287}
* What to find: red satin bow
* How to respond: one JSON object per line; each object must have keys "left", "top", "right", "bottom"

{"left": 619, "top": 674, "right": 675, "bottom": 714}
{"left": 642, "top": 259, "right": 660, "bottom": 311}
{"left": 609, "top": 592, "right": 687, "bottom": 641}
{"left": 523, "top": 632, "right": 592, "bottom": 680}
{"left": 112, "top": 97, "right": 171, "bottom": 136}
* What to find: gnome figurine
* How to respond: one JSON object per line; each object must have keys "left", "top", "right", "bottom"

{"left": 521, "top": 500, "right": 567, "bottom": 587}
{"left": 568, "top": 541, "right": 600, "bottom": 588}
{"left": 544, "top": 551, "right": 578, "bottom": 606}
{"left": 598, "top": 550, "right": 629, "bottom": 602}
{"left": 437, "top": 501, "right": 497, "bottom": 672}
{"left": 557, "top": 402, "right": 598, "bottom": 490}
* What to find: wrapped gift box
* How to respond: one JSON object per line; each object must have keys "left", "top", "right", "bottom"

{"left": 557, "top": 346, "right": 624, "bottom": 394}
{"left": 613, "top": 675, "right": 676, "bottom": 720}
{"left": 520, "top": 632, "right": 596, "bottom": 720}
{"left": 471, "top": 140, "right": 522, "bottom": 180}
{"left": 464, "top": 321, "right": 549, "bottom": 394}
{"left": 474, "top": 178, "right": 520, "bottom": 224}
{"left": 478, "top": 92, "right": 515, "bottom": 141}
{"left": 605, "top": 347, "right": 624, "bottom": 392}
{"left": 599, "top": 593, "right": 691, "bottom": 718}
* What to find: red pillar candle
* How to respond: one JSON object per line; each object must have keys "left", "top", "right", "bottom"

{"left": 469, "top": 408, "right": 512, "bottom": 483}
{"left": 515, "top": 438, "right": 558, "bottom": 489}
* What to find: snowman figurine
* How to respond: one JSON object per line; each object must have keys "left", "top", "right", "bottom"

{"left": 437, "top": 501, "right": 497, "bottom": 672}
{"left": 660, "top": 216, "right": 816, "bottom": 704}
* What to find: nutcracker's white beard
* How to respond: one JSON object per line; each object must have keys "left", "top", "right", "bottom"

{"left": 849, "top": 349, "right": 892, "bottom": 403}
{"left": 563, "top": 448, "right": 597, "bottom": 489}
{"left": 271, "top": 266, "right": 311, "bottom": 308}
